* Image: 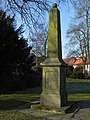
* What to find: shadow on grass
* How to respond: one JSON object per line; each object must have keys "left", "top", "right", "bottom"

{"left": 0, "top": 99, "right": 29, "bottom": 110}
{"left": 17, "top": 87, "right": 42, "bottom": 94}
{"left": 66, "top": 81, "right": 90, "bottom": 113}
{"left": 2, "top": 87, "right": 42, "bottom": 95}
{"left": 67, "top": 82, "right": 90, "bottom": 93}
{"left": 0, "top": 93, "right": 40, "bottom": 111}
{"left": 66, "top": 100, "right": 90, "bottom": 114}
{"left": 79, "top": 100, "right": 90, "bottom": 109}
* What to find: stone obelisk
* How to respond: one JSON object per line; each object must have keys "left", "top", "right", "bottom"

{"left": 40, "top": 3, "right": 67, "bottom": 108}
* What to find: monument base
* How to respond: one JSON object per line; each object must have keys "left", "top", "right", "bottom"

{"left": 40, "top": 58, "right": 67, "bottom": 108}
{"left": 41, "top": 93, "right": 67, "bottom": 108}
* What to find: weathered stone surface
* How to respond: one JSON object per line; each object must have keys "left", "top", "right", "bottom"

{"left": 52, "top": 3, "right": 57, "bottom": 8}
{"left": 40, "top": 3, "right": 67, "bottom": 108}
{"left": 41, "top": 66, "right": 61, "bottom": 108}
{"left": 47, "top": 3, "right": 62, "bottom": 60}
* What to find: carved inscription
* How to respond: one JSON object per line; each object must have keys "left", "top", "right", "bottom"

{"left": 45, "top": 71, "right": 58, "bottom": 89}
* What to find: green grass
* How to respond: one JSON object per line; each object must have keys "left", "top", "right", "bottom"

{"left": 68, "top": 93, "right": 90, "bottom": 101}
{"left": 0, "top": 94, "right": 39, "bottom": 110}
{"left": 85, "top": 108, "right": 90, "bottom": 120}
{"left": 0, "top": 110, "right": 43, "bottom": 120}
{"left": 0, "top": 93, "right": 41, "bottom": 120}
{"left": 0, "top": 78, "right": 90, "bottom": 119}
{"left": 67, "top": 78, "right": 90, "bottom": 119}
{"left": 67, "top": 78, "right": 90, "bottom": 102}
{"left": 67, "top": 82, "right": 90, "bottom": 93}
{"left": 67, "top": 78, "right": 90, "bottom": 82}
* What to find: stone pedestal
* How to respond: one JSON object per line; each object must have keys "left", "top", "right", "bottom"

{"left": 40, "top": 58, "right": 67, "bottom": 108}
{"left": 40, "top": 3, "right": 67, "bottom": 108}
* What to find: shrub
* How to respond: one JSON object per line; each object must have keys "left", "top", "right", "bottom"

{"left": 5, "top": 78, "right": 27, "bottom": 91}
{"left": 66, "top": 66, "right": 74, "bottom": 78}
{"left": 0, "top": 73, "right": 27, "bottom": 93}
{"left": 72, "top": 66, "right": 84, "bottom": 79}
{"left": 24, "top": 72, "right": 42, "bottom": 88}
{"left": 84, "top": 70, "right": 89, "bottom": 79}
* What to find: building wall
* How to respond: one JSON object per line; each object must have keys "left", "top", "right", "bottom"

{"left": 85, "top": 65, "right": 90, "bottom": 76}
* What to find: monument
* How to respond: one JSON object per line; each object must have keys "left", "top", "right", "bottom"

{"left": 40, "top": 3, "right": 67, "bottom": 108}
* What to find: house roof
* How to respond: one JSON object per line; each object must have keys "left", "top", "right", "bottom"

{"left": 63, "top": 58, "right": 76, "bottom": 66}
{"left": 74, "top": 57, "right": 83, "bottom": 65}
{"left": 74, "top": 57, "right": 90, "bottom": 65}
{"left": 63, "top": 57, "right": 90, "bottom": 66}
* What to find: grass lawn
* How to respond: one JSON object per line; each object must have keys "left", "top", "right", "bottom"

{"left": 0, "top": 94, "right": 39, "bottom": 110}
{"left": 67, "top": 78, "right": 90, "bottom": 101}
{"left": 0, "top": 110, "right": 43, "bottom": 120}
{"left": 0, "top": 78, "right": 90, "bottom": 119}
{"left": 67, "top": 78, "right": 90, "bottom": 119}
{"left": 0, "top": 93, "right": 41, "bottom": 120}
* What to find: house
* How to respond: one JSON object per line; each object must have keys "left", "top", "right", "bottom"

{"left": 63, "top": 58, "right": 76, "bottom": 66}
{"left": 63, "top": 57, "right": 90, "bottom": 76}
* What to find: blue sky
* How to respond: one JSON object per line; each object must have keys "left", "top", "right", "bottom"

{"left": 60, "top": 3, "right": 74, "bottom": 58}
{"left": 0, "top": 1, "right": 75, "bottom": 58}
{"left": 16, "top": 1, "right": 75, "bottom": 58}
{"left": 46, "top": 0, "right": 75, "bottom": 58}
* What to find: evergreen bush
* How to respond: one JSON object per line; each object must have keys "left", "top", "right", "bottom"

{"left": 72, "top": 66, "right": 84, "bottom": 79}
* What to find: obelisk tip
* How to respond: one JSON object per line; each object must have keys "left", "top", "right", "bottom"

{"left": 52, "top": 3, "right": 57, "bottom": 8}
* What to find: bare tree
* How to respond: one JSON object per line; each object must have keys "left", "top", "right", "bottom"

{"left": 30, "top": 23, "right": 47, "bottom": 66}
{"left": 1, "top": 0, "right": 74, "bottom": 27}
{"left": 65, "top": 0, "right": 90, "bottom": 73}
{"left": 0, "top": 1, "right": 50, "bottom": 28}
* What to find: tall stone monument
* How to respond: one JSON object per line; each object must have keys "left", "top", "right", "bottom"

{"left": 40, "top": 3, "right": 67, "bottom": 108}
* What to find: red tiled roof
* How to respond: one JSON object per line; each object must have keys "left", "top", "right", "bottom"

{"left": 64, "top": 57, "right": 90, "bottom": 66}
{"left": 74, "top": 58, "right": 83, "bottom": 65}
{"left": 74, "top": 57, "right": 90, "bottom": 65}
{"left": 63, "top": 58, "right": 76, "bottom": 66}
